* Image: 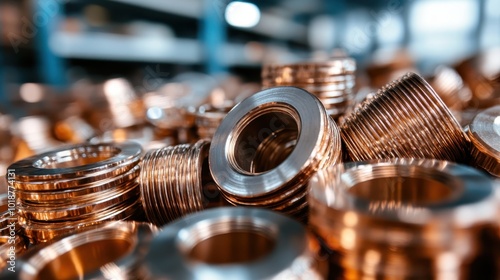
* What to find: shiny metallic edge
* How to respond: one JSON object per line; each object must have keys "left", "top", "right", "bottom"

{"left": 144, "top": 207, "right": 312, "bottom": 280}
{"left": 8, "top": 142, "right": 142, "bottom": 182}
{"left": 209, "top": 86, "right": 327, "bottom": 197}
{"left": 309, "top": 158, "right": 496, "bottom": 225}
{"left": 17, "top": 221, "right": 157, "bottom": 280}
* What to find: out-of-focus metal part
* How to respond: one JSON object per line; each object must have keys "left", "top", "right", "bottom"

{"left": 209, "top": 87, "right": 342, "bottom": 219}
{"left": 0, "top": 235, "right": 28, "bottom": 270}
{"left": 0, "top": 114, "right": 16, "bottom": 175}
{"left": 455, "top": 48, "right": 500, "bottom": 108}
{"left": 467, "top": 105, "right": 500, "bottom": 177}
{"left": 90, "top": 126, "right": 175, "bottom": 152}
{"left": 13, "top": 116, "right": 64, "bottom": 156}
{"left": 143, "top": 84, "right": 203, "bottom": 144}
{"left": 144, "top": 207, "right": 325, "bottom": 279}
{"left": 366, "top": 49, "right": 416, "bottom": 89}
{"left": 430, "top": 66, "right": 472, "bottom": 111}
{"left": 143, "top": 84, "right": 195, "bottom": 131}
{"left": 139, "top": 140, "right": 215, "bottom": 226}
{"left": 309, "top": 158, "right": 498, "bottom": 279}
{"left": 8, "top": 142, "right": 142, "bottom": 243}
{"left": 341, "top": 72, "right": 469, "bottom": 163}
{"left": 54, "top": 115, "right": 96, "bottom": 143}
{"left": 0, "top": 176, "right": 13, "bottom": 237}
{"left": 15, "top": 221, "right": 157, "bottom": 280}
{"left": 262, "top": 56, "right": 356, "bottom": 120}
{"left": 194, "top": 102, "right": 233, "bottom": 140}
{"left": 76, "top": 78, "right": 145, "bottom": 133}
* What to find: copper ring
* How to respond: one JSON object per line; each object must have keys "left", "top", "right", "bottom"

{"left": 16, "top": 165, "right": 141, "bottom": 203}
{"left": 9, "top": 142, "right": 142, "bottom": 185}
{"left": 16, "top": 221, "right": 157, "bottom": 280}
{"left": 309, "top": 158, "right": 497, "bottom": 279}
{"left": 19, "top": 199, "right": 141, "bottom": 244}
{"left": 261, "top": 57, "right": 356, "bottom": 119}
{"left": 18, "top": 181, "right": 139, "bottom": 221}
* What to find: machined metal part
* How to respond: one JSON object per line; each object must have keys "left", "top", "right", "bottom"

{"left": 468, "top": 105, "right": 500, "bottom": 177}
{"left": 209, "top": 87, "right": 341, "bottom": 218}
{"left": 340, "top": 72, "right": 469, "bottom": 163}
{"left": 144, "top": 207, "right": 324, "bottom": 279}
{"left": 139, "top": 140, "right": 212, "bottom": 226}
{"left": 8, "top": 142, "right": 143, "bottom": 243}
{"left": 13, "top": 221, "right": 157, "bottom": 280}
{"left": 262, "top": 57, "right": 356, "bottom": 119}
{"left": 309, "top": 158, "right": 497, "bottom": 279}
{"left": 9, "top": 142, "right": 141, "bottom": 185}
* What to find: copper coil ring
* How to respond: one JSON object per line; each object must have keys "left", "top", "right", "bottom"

{"left": 139, "top": 140, "right": 211, "bottom": 226}
{"left": 340, "top": 72, "right": 469, "bottom": 162}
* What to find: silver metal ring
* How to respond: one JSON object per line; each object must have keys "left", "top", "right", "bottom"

{"left": 144, "top": 207, "right": 323, "bottom": 279}
{"left": 209, "top": 87, "right": 341, "bottom": 215}
{"left": 468, "top": 105, "right": 500, "bottom": 176}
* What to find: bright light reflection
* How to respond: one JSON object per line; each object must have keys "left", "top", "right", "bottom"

{"left": 20, "top": 83, "right": 44, "bottom": 103}
{"left": 494, "top": 116, "right": 500, "bottom": 137}
{"left": 225, "top": 1, "right": 261, "bottom": 28}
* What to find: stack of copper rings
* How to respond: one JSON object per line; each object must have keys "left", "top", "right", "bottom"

{"left": 308, "top": 159, "right": 498, "bottom": 279}
{"left": 209, "top": 87, "right": 342, "bottom": 220}
{"left": 140, "top": 140, "right": 213, "bottom": 226}
{"left": 8, "top": 142, "right": 143, "bottom": 243}
{"left": 144, "top": 207, "right": 325, "bottom": 279}
{"left": 261, "top": 57, "right": 356, "bottom": 120}
{"left": 467, "top": 106, "right": 500, "bottom": 177}
{"left": 10, "top": 221, "right": 157, "bottom": 280}
{"left": 340, "top": 72, "right": 469, "bottom": 163}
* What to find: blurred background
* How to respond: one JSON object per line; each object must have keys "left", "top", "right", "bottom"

{"left": 0, "top": 0, "right": 499, "bottom": 173}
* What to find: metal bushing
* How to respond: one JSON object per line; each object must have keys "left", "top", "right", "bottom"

{"left": 8, "top": 142, "right": 142, "bottom": 243}
{"left": 139, "top": 140, "right": 213, "bottom": 226}
{"left": 13, "top": 221, "right": 157, "bottom": 280}
{"left": 309, "top": 158, "right": 497, "bottom": 279}
{"left": 468, "top": 105, "right": 500, "bottom": 177}
{"left": 144, "top": 207, "right": 324, "bottom": 279}
{"left": 209, "top": 87, "right": 342, "bottom": 218}
{"left": 340, "top": 72, "right": 469, "bottom": 163}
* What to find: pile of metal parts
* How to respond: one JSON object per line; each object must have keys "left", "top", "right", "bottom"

{"left": 0, "top": 51, "right": 499, "bottom": 279}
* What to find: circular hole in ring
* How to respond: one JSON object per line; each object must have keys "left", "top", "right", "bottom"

{"left": 349, "top": 176, "right": 454, "bottom": 205}
{"left": 228, "top": 103, "right": 300, "bottom": 174}
{"left": 186, "top": 219, "right": 277, "bottom": 265}
{"left": 35, "top": 238, "right": 132, "bottom": 280}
